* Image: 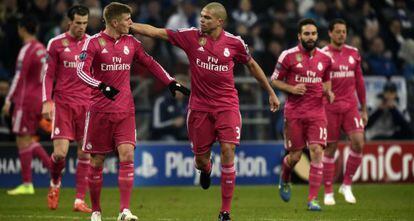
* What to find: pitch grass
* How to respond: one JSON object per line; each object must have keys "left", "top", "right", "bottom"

{"left": 0, "top": 184, "right": 413, "bottom": 221}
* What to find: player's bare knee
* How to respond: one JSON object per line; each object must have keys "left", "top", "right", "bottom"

{"left": 52, "top": 152, "right": 66, "bottom": 161}
{"left": 77, "top": 148, "right": 90, "bottom": 160}
{"left": 220, "top": 148, "right": 235, "bottom": 164}
{"left": 309, "top": 144, "right": 324, "bottom": 163}
{"left": 289, "top": 152, "right": 302, "bottom": 165}
{"left": 352, "top": 139, "right": 364, "bottom": 153}
{"left": 16, "top": 136, "right": 32, "bottom": 149}
{"left": 194, "top": 156, "right": 209, "bottom": 169}
{"left": 324, "top": 143, "right": 337, "bottom": 158}
{"left": 119, "top": 151, "right": 134, "bottom": 162}
{"left": 90, "top": 154, "right": 105, "bottom": 167}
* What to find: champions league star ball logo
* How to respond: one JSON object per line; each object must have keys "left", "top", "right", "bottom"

{"left": 79, "top": 51, "right": 87, "bottom": 61}
{"left": 224, "top": 48, "right": 230, "bottom": 57}
{"left": 124, "top": 46, "right": 130, "bottom": 55}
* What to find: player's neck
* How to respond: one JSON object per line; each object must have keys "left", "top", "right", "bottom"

{"left": 330, "top": 42, "right": 343, "bottom": 50}
{"left": 68, "top": 31, "right": 83, "bottom": 41}
{"left": 22, "top": 35, "right": 36, "bottom": 43}
{"left": 208, "top": 28, "right": 223, "bottom": 40}
{"left": 104, "top": 27, "right": 122, "bottom": 40}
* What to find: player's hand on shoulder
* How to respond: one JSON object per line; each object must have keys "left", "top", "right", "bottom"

{"left": 98, "top": 82, "right": 120, "bottom": 101}
{"left": 168, "top": 80, "right": 190, "bottom": 97}
{"left": 41, "top": 101, "right": 54, "bottom": 120}
{"left": 292, "top": 83, "right": 306, "bottom": 95}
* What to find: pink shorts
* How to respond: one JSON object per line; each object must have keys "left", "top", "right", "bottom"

{"left": 82, "top": 111, "right": 136, "bottom": 154}
{"left": 52, "top": 102, "right": 88, "bottom": 141}
{"left": 187, "top": 109, "right": 241, "bottom": 155}
{"left": 12, "top": 106, "right": 42, "bottom": 135}
{"left": 284, "top": 117, "right": 327, "bottom": 151}
{"left": 326, "top": 107, "right": 364, "bottom": 142}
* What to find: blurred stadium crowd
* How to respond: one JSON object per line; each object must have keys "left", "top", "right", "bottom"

{"left": 0, "top": 0, "right": 413, "bottom": 141}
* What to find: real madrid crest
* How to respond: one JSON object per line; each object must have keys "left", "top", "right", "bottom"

{"left": 296, "top": 54, "right": 302, "bottom": 62}
{"left": 317, "top": 62, "right": 323, "bottom": 71}
{"left": 224, "top": 48, "right": 230, "bottom": 57}
{"left": 98, "top": 38, "right": 106, "bottom": 47}
{"left": 124, "top": 46, "right": 129, "bottom": 55}
{"left": 62, "top": 39, "right": 69, "bottom": 47}
{"left": 198, "top": 37, "right": 206, "bottom": 46}
{"left": 348, "top": 55, "right": 355, "bottom": 64}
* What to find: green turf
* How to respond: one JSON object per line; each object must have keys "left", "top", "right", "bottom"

{"left": 0, "top": 184, "right": 413, "bottom": 221}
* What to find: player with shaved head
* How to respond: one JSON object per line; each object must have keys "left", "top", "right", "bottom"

{"left": 131, "top": 2, "right": 280, "bottom": 220}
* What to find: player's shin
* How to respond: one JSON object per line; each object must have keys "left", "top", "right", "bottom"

{"left": 308, "top": 162, "right": 323, "bottom": 201}
{"left": 89, "top": 165, "right": 103, "bottom": 212}
{"left": 19, "top": 146, "right": 33, "bottom": 184}
{"left": 50, "top": 154, "right": 65, "bottom": 185}
{"left": 343, "top": 149, "right": 362, "bottom": 185}
{"left": 118, "top": 161, "right": 134, "bottom": 212}
{"left": 75, "top": 157, "right": 90, "bottom": 200}
{"left": 323, "top": 156, "right": 335, "bottom": 194}
{"left": 220, "top": 163, "right": 236, "bottom": 213}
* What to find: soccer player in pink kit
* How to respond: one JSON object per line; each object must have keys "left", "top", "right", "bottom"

{"left": 76, "top": 3, "right": 189, "bottom": 221}
{"left": 271, "top": 18, "right": 335, "bottom": 211}
{"left": 1, "top": 15, "right": 51, "bottom": 195}
{"left": 321, "top": 19, "right": 367, "bottom": 206}
{"left": 130, "top": 2, "right": 280, "bottom": 220}
{"left": 42, "top": 5, "right": 92, "bottom": 212}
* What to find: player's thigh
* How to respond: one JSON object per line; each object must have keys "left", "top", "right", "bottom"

{"left": 187, "top": 110, "right": 215, "bottom": 155}
{"left": 215, "top": 110, "right": 241, "bottom": 145}
{"left": 52, "top": 102, "right": 75, "bottom": 140}
{"left": 12, "top": 106, "right": 41, "bottom": 136}
{"left": 305, "top": 117, "right": 328, "bottom": 147}
{"left": 73, "top": 104, "right": 89, "bottom": 142}
{"left": 82, "top": 111, "right": 113, "bottom": 154}
{"left": 113, "top": 112, "right": 136, "bottom": 148}
{"left": 326, "top": 110, "right": 341, "bottom": 143}
{"left": 284, "top": 118, "right": 306, "bottom": 151}
{"left": 342, "top": 107, "right": 365, "bottom": 135}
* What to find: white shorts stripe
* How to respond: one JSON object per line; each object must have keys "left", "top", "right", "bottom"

{"left": 81, "top": 111, "right": 90, "bottom": 151}
{"left": 12, "top": 109, "right": 23, "bottom": 133}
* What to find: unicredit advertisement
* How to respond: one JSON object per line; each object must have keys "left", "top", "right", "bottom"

{"left": 336, "top": 142, "right": 414, "bottom": 183}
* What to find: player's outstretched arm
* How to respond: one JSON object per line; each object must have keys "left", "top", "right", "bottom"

{"left": 131, "top": 23, "right": 168, "bottom": 41}
{"left": 245, "top": 58, "right": 280, "bottom": 112}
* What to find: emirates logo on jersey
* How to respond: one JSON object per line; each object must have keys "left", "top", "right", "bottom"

{"left": 223, "top": 48, "right": 230, "bottom": 57}
{"left": 123, "top": 46, "right": 129, "bottom": 55}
